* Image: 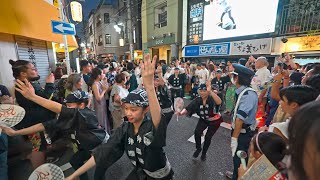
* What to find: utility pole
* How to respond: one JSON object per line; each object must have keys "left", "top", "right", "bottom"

{"left": 58, "top": 0, "right": 71, "bottom": 74}
{"left": 127, "top": 0, "right": 134, "bottom": 61}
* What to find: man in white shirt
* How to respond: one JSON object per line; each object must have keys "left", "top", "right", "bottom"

{"left": 199, "top": 63, "right": 209, "bottom": 84}
{"left": 251, "top": 56, "right": 271, "bottom": 96}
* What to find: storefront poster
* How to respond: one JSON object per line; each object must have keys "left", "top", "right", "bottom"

{"left": 184, "top": 43, "right": 230, "bottom": 57}
{"left": 230, "top": 38, "right": 272, "bottom": 55}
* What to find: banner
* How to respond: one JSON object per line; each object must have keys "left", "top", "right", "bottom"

{"left": 184, "top": 43, "right": 230, "bottom": 57}
{"left": 230, "top": 38, "right": 272, "bottom": 55}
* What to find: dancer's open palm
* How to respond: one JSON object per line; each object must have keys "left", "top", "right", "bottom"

{"left": 141, "top": 54, "right": 157, "bottom": 89}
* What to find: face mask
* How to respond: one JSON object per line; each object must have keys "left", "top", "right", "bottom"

{"left": 231, "top": 77, "right": 236, "bottom": 85}
{"left": 28, "top": 75, "right": 40, "bottom": 82}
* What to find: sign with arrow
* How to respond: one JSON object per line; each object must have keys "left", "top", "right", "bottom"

{"left": 51, "top": 20, "right": 76, "bottom": 35}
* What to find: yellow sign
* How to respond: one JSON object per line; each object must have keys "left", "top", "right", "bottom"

{"left": 70, "top": 1, "right": 83, "bottom": 22}
{"left": 285, "top": 35, "right": 320, "bottom": 52}
{"left": 53, "top": 0, "right": 59, "bottom": 8}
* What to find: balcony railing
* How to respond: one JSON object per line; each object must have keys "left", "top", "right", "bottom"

{"left": 279, "top": 0, "right": 320, "bottom": 35}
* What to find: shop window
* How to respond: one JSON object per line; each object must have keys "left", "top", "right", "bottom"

{"left": 154, "top": 3, "right": 167, "bottom": 28}
{"left": 105, "top": 34, "right": 111, "bottom": 44}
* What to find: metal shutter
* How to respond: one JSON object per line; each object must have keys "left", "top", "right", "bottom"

{"left": 15, "top": 36, "right": 50, "bottom": 86}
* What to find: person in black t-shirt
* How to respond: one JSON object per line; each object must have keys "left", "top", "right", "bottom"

{"left": 0, "top": 89, "right": 108, "bottom": 180}
{"left": 211, "top": 69, "right": 230, "bottom": 113}
{"left": 177, "top": 82, "right": 222, "bottom": 161}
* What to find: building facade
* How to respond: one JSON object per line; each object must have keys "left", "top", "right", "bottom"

{"left": 0, "top": 0, "right": 77, "bottom": 91}
{"left": 142, "top": 0, "right": 183, "bottom": 63}
{"left": 182, "top": 0, "right": 320, "bottom": 65}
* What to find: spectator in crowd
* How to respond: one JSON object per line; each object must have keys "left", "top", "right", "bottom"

{"left": 251, "top": 56, "right": 271, "bottom": 96}
{"left": 89, "top": 68, "right": 110, "bottom": 132}
{"left": 301, "top": 64, "right": 320, "bottom": 85}
{"left": 288, "top": 101, "right": 320, "bottom": 180}
{"left": 237, "top": 132, "right": 287, "bottom": 179}
{"left": 80, "top": 60, "right": 92, "bottom": 92}
{"left": 9, "top": 59, "right": 56, "bottom": 169}
{"left": 109, "top": 73, "right": 129, "bottom": 129}
{"left": 126, "top": 62, "right": 138, "bottom": 92}
{"left": 200, "top": 63, "right": 210, "bottom": 84}
{"left": 0, "top": 84, "right": 13, "bottom": 104}
{"left": 268, "top": 85, "right": 319, "bottom": 142}
{"left": 306, "top": 74, "right": 320, "bottom": 92}
{"left": 64, "top": 74, "right": 83, "bottom": 98}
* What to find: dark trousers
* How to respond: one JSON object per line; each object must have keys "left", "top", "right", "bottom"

{"left": 171, "top": 89, "right": 182, "bottom": 107}
{"left": 194, "top": 119, "right": 222, "bottom": 155}
{"left": 231, "top": 130, "right": 255, "bottom": 180}
{"left": 126, "top": 167, "right": 174, "bottom": 180}
{"left": 181, "top": 84, "right": 185, "bottom": 97}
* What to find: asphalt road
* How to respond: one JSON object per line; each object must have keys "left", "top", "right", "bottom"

{"left": 9, "top": 101, "right": 234, "bottom": 180}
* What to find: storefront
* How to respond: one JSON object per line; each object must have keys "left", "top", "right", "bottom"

{"left": 0, "top": 0, "right": 77, "bottom": 90}
{"left": 147, "top": 34, "right": 180, "bottom": 64}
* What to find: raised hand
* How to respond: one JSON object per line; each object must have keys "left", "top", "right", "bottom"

{"left": 15, "top": 79, "right": 36, "bottom": 100}
{"left": 46, "top": 73, "right": 55, "bottom": 84}
{"left": 141, "top": 54, "right": 157, "bottom": 90}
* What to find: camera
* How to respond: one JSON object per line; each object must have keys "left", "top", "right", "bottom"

{"left": 278, "top": 63, "right": 288, "bottom": 70}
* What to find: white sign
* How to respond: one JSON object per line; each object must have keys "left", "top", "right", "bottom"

{"left": 71, "top": 1, "right": 83, "bottom": 22}
{"left": 156, "top": 39, "right": 164, "bottom": 45}
{"left": 230, "top": 38, "right": 272, "bottom": 55}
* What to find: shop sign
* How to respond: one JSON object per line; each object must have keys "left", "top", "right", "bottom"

{"left": 230, "top": 38, "right": 272, "bottom": 55}
{"left": 184, "top": 43, "right": 230, "bottom": 57}
{"left": 148, "top": 34, "right": 175, "bottom": 47}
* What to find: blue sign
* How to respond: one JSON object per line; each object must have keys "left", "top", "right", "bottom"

{"left": 184, "top": 43, "right": 230, "bottom": 57}
{"left": 51, "top": 20, "right": 76, "bottom": 35}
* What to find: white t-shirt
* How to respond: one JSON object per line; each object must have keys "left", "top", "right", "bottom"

{"left": 268, "top": 119, "right": 290, "bottom": 139}
{"left": 251, "top": 66, "right": 271, "bottom": 95}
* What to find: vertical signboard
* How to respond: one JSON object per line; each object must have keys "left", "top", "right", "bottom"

{"left": 187, "top": 0, "right": 204, "bottom": 44}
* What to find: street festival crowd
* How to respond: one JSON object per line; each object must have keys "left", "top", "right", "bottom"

{"left": 0, "top": 52, "right": 320, "bottom": 180}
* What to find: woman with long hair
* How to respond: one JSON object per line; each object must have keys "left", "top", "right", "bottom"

{"left": 89, "top": 68, "right": 110, "bottom": 132}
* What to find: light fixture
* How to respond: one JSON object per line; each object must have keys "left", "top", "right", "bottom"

{"left": 80, "top": 43, "right": 85, "bottom": 47}
{"left": 152, "top": 36, "right": 155, "bottom": 39}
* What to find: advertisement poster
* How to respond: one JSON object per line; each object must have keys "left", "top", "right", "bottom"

{"left": 230, "top": 38, "right": 272, "bottom": 55}
{"left": 203, "top": 0, "right": 280, "bottom": 41}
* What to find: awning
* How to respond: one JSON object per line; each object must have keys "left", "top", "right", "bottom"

{"left": 0, "top": 0, "right": 77, "bottom": 47}
{"left": 54, "top": 43, "right": 78, "bottom": 53}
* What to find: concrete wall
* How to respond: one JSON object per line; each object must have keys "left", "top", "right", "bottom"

{"left": 0, "top": 33, "right": 18, "bottom": 94}
{"left": 94, "top": 4, "right": 128, "bottom": 56}
{"left": 145, "top": 0, "right": 182, "bottom": 43}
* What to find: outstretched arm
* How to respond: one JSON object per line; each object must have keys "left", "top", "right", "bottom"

{"left": 15, "top": 79, "right": 62, "bottom": 114}
{"left": 66, "top": 156, "right": 96, "bottom": 180}
{"left": 0, "top": 123, "right": 45, "bottom": 136}
{"left": 141, "top": 54, "right": 161, "bottom": 129}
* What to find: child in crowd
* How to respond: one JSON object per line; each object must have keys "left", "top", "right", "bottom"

{"left": 65, "top": 54, "right": 174, "bottom": 180}
{"left": 237, "top": 132, "right": 287, "bottom": 179}
{"left": 0, "top": 90, "right": 109, "bottom": 180}
{"left": 177, "top": 81, "right": 222, "bottom": 161}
